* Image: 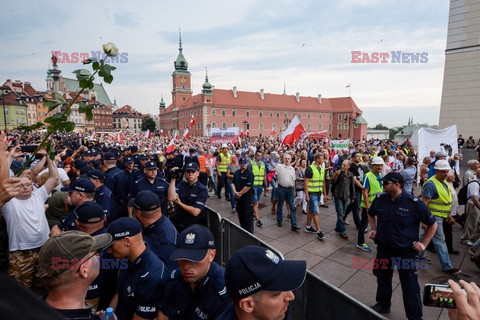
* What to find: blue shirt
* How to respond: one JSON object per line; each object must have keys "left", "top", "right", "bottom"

{"left": 56, "top": 200, "right": 97, "bottom": 231}
{"left": 116, "top": 248, "right": 166, "bottom": 320}
{"left": 94, "top": 185, "right": 116, "bottom": 218}
{"left": 104, "top": 166, "right": 128, "bottom": 202}
{"left": 369, "top": 192, "right": 436, "bottom": 248}
{"left": 143, "top": 216, "right": 178, "bottom": 274}
{"left": 129, "top": 177, "right": 169, "bottom": 215}
{"left": 170, "top": 180, "right": 208, "bottom": 233}
{"left": 159, "top": 262, "right": 232, "bottom": 320}
{"left": 232, "top": 168, "right": 254, "bottom": 198}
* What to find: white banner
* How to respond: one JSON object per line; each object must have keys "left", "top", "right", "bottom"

{"left": 331, "top": 139, "right": 350, "bottom": 150}
{"left": 210, "top": 127, "right": 240, "bottom": 144}
{"left": 414, "top": 125, "right": 458, "bottom": 179}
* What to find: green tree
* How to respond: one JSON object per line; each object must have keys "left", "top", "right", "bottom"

{"left": 373, "top": 123, "right": 389, "bottom": 130}
{"left": 142, "top": 116, "right": 156, "bottom": 132}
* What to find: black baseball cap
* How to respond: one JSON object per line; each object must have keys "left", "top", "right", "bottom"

{"left": 184, "top": 162, "right": 199, "bottom": 171}
{"left": 383, "top": 172, "right": 405, "bottom": 185}
{"left": 189, "top": 148, "right": 196, "bottom": 153}
{"left": 132, "top": 190, "right": 161, "bottom": 211}
{"left": 239, "top": 157, "right": 248, "bottom": 165}
{"left": 170, "top": 225, "right": 215, "bottom": 262}
{"left": 60, "top": 179, "right": 96, "bottom": 193}
{"left": 123, "top": 156, "right": 134, "bottom": 164}
{"left": 76, "top": 202, "right": 105, "bottom": 223}
{"left": 73, "top": 159, "right": 87, "bottom": 169}
{"left": 79, "top": 166, "right": 92, "bottom": 176}
{"left": 87, "top": 169, "right": 105, "bottom": 180}
{"left": 225, "top": 245, "right": 307, "bottom": 299}
{"left": 139, "top": 154, "right": 149, "bottom": 160}
{"left": 107, "top": 217, "right": 142, "bottom": 241}
{"left": 144, "top": 161, "right": 157, "bottom": 169}
{"left": 104, "top": 152, "right": 116, "bottom": 160}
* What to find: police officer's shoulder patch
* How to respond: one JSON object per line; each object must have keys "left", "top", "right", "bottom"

{"left": 213, "top": 277, "right": 229, "bottom": 300}
{"left": 376, "top": 193, "right": 386, "bottom": 199}
{"left": 170, "top": 268, "right": 182, "bottom": 279}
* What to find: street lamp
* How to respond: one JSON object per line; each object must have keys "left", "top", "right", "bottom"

{"left": 0, "top": 87, "right": 11, "bottom": 130}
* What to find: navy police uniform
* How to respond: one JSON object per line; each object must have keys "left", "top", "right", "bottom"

{"left": 104, "top": 166, "right": 128, "bottom": 218}
{"left": 94, "top": 185, "right": 116, "bottom": 220}
{"left": 369, "top": 191, "right": 436, "bottom": 320}
{"left": 56, "top": 200, "right": 97, "bottom": 231}
{"left": 129, "top": 177, "right": 169, "bottom": 216}
{"left": 142, "top": 216, "right": 178, "bottom": 274}
{"left": 116, "top": 248, "right": 166, "bottom": 320}
{"left": 170, "top": 181, "right": 208, "bottom": 233}
{"left": 232, "top": 168, "right": 254, "bottom": 233}
{"left": 159, "top": 262, "right": 233, "bottom": 320}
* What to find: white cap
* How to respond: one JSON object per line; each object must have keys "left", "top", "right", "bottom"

{"left": 434, "top": 159, "right": 450, "bottom": 170}
{"left": 371, "top": 157, "right": 384, "bottom": 165}
{"left": 221, "top": 143, "right": 228, "bottom": 148}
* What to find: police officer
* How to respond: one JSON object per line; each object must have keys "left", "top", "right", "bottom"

{"left": 159, "top": 225, "right": 232, "bottom": 319}
{"left": 367, "top": 172, "right": 437, "bottom": 319}
{"left": 231, "top": 158, "right": 254, "bottom": 233}
{"left": 129, "top": 146, "right": 141, "bottom": 169}
{"left": 107, "top": 218, "right": 166, "bottom": 320}
{"left": 184, "top": 148, "right": 200, "bottom": 166}
{"left": 217, "top": 245, "right": 307, "bottom": 320}
{"left": 419, "top": 159, "right": 462, "bottom": 275}
{"left": 104, "top": 152, "right": 128, "bottom": 219}
{"left": 168, "top": 162, "right": 209, "bottom": 233}
{"left": 87, "top": 169, "right": 116, "bottom": 222}
{"left": 122, "top": 156, "right": 136, "bottom": 187}
{"left": 250, "top": 150, "right": 266, "bottom": 227}
{"left": 216, "top": 144, "right": 231, "bottom": 201}
{"left": 128, "top": 160, "right": 169, "bottom": 217}
{"left": 131, "top": 190, "right": 178, "bottom": 274}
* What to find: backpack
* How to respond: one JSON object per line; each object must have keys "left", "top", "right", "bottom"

{"left": 458, "top": 180, "right": 480, "bottom": 205}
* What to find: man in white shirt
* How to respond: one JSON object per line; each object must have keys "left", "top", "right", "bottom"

{"left": 1, "top": 148, "right": 59, "bottom": 289}
{"left": 272, "top": 154, "right": 299, "bottom": 231}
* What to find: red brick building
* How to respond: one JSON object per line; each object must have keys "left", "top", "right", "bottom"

{"left": 159, "top": 36, "right": 368, "bottom": 140}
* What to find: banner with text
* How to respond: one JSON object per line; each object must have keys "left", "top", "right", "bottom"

{"left": 210, "top": 127, "right": 239, "bottom": 144}
{"left": 331, "top": 139, "right": 350, "bottom": 150}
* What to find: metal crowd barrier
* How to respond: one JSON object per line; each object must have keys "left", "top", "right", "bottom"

{"left": 206, "top": 207, "right": 387, "bottom": 320}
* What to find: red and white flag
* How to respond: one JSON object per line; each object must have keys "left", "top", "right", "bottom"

{"left": 246, "top": 130, "right": 250, "bottom": 137}
{"left": 165, "top": 132, "right": 177, "bottom": 153}
{"left": 160, "top": 129, "right": 164, "bottom": 136}
{"left": 183, "top": 128, "right": 190, "bottom": 139}
{"left": 189, "top": 115, "right": 195, "bottom": 127}
{"left": 118, "top": 130, "right": 124, "bottom": 144}
{"left": 280, "top": 116, "right": 305, "bottom": 146}
{"left": 90, "top": 131, "right": 96, "bottom": 140}
{"left": 144, "top": 129, "right": 151, "bottom": 139}
{"left": 271, "top": 130, "right": 277, "bottom": 135}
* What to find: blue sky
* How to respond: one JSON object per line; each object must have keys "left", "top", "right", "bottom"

{"left": 0, "top": 0, "right": 449, "bottom": 127}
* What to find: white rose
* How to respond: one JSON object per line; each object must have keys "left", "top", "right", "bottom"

{"left": 102, "top": 42, "right": 119, "bottom": 57}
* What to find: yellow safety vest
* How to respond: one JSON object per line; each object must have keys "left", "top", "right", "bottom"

{"left": 361, "top": 171, "right": 383, "bottom": 208}
{"left": 424, "top": 176, "right": 452, "bottom": 218}
{"left": 251, "top": 161, "right": 266, "bottom": 186}
{"left": 218, "top": 153, "right": 231, "bottom": 173}
{"left": 307, "top": 164, "right": 325, "bottom": 193}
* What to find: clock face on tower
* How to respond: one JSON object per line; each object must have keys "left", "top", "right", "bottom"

{"left": 180, "top": 77, "right": 186, "bottom": 84}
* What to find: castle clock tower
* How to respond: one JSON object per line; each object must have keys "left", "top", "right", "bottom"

{"left": 171, "top": 31, "right": 192, "bottom": 110}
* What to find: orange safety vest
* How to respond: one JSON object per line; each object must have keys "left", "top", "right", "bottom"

{"left": 198, "top": 155, "right": 208, "bottom": 173}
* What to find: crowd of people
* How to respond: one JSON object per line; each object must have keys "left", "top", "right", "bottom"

{"left": 0, "top": 129, "right": 479, "bottom": 320}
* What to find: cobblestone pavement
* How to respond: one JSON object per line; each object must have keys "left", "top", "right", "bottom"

{"left": 207, "top": 187, "right": 480, "bottom": 320}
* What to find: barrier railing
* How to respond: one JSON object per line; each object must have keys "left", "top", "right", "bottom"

{"left": 206, "top": 207, "right": 387, "bottom": 320}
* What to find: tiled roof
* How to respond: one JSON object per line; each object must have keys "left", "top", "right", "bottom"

{"left": 114, "top": 105, "right": 142, "bottom": 117}
{"left": 1, "top": 91, "right": 24, "bottom": 105}
{"left": 164, "top": 89, "right": 360, "bottom": 114}
{"left": 23, "top": 84, "right": 38, "bottom": 96}
{"left": 62, "top": 78, "right": 112, "bottom": 106}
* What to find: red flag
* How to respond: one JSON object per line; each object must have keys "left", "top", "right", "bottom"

{"left": 118, "top": 130, "right": 124, "bottom": 144}
{"left": 271, "top": 130, "right": 277, "bottom": 135}
{"left": 280, "top": 116, "right": 305, "bottom": 146}
{"left": 246, "top": 130, "right": 250, "bottom": 137}
{"left": 183, "top": 128, "right": 190, "bottom": 139}
{"left": 189, "top": 115, "right": 195, "bottom": 127}
{"left": 160, "top": 129, "right": 165, "bottom": 136}
{"left": 166, "top": 132, "right": 177, "bottom": 153}
{"left": 144, "top": 129, "right": 151, "bottom": 139}
{"left": 239, "top": 130, "right": 244, "bottom": 138}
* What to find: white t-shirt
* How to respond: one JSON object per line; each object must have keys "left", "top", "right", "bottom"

{"left": 467, "top": 179, "right": 480, "bottom": 205}
{"left": 0, "top": 186, "right": 50, "bottom": 251}
{"left": 39, "top": 167, "right": 70, "bottom": 191}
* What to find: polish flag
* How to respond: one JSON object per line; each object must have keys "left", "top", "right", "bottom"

{"left": 280, "top": 116, "right": 305, "bottom": 146}
{"left": 165, "top": 132, "right": 177, "bottom": 153}
{"left": 160, "top": 129, "right": 164, "bottom": 136}
{"left": 145, "top": 129, "right": 151, "bottom": 139}
{"left": 271, "top": 130, "right": 277, "bottom": 135}
{"left": 246, "top": 130, "right": 250, "bottom": 137}
{"left": 118, "top": 130, "right": 124, "bottom": 144}
{"left": 183, "top": 128, "right": 190, "bottom": 139}
{"left": 90, "top": 131, "right": 96, "bottom": 140}
{"left": 189, "top": 115, "right": 195, "bottom": 127}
